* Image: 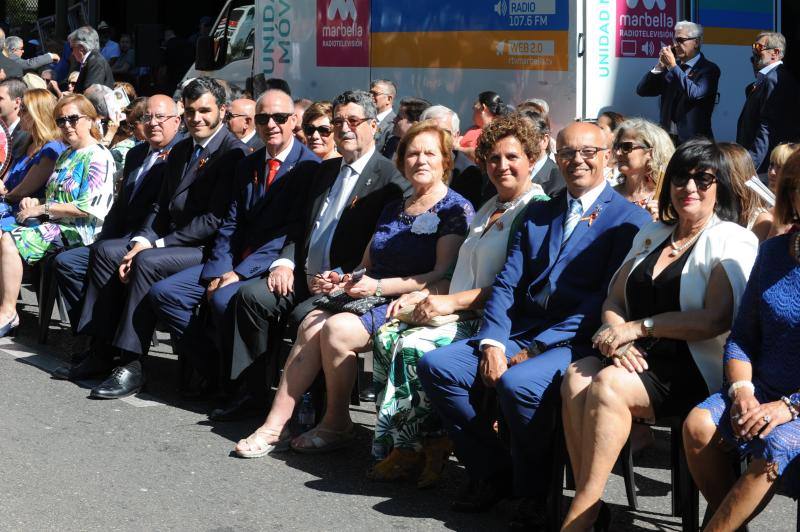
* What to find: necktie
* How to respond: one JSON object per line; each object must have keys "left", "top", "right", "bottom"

{"left": 306, "top": 165, "right": 353, "bottom": 276}
{"left": 265, "top": 158, "right": 281, "bottom": 192}
{"left": 189, "top": 144, "right": 203, "bottom": 167}
{"left": 561, "top": 198, "right": 583, "bottom": 248}
{"left": 131, "top": 150, "right": 160, "bottom": 199}
{"left": 680, "top": 63, "right": 690, "bottom": 73}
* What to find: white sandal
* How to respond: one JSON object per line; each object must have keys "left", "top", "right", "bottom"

{"left": 234, "top": 427, "right": 290, "bottom": 458}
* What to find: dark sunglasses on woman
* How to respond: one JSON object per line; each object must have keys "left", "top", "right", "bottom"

{"left": 303, "top": 124, "right": 333, "bottom": 138}
{"left": 254, "top": 112, "right": 292, "bottom": 125}
{"left": 672, "top": 171, "right": 716, "bottom": 191}
{"left": 55, "top": 115, "right": 87, "bottom": 128}
{"left": 613, "top": 142, "right": 649, "bottom": 154}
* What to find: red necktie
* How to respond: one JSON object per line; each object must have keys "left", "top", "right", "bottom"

{"left": 265, "top": 159, "right": 281, "bottom": 192}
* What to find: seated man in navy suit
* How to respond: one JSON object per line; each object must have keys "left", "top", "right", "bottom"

{"left": 636, "top": 20, "right": 720, "bottom": 145}
{"left": 53, "top": 77, "right": 248, "bottom": 399}
{"left": 418, "top": 122, "right": 652, "bottom": 525}
{"left": 53, "top": 94, "right": 183, "bottom": 334}
{"left": 148, "top": 88, "right": 320, "bottom": 384}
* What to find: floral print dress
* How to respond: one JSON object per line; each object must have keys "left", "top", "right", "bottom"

{"left": 8, "top": 143, "right": 115, "bottom": 264}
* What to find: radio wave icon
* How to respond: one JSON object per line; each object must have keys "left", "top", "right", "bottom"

{"left": 626, "top": 0, "right": 666, "bottom": 9}
{"left": 641, "top": 41, "right": 655, "bottom": 56}
{"left": 493, "top": 0, "right": 508, "bottom": 16}
{"left": 327, "top": 0, "right": 357, "bottom": 21}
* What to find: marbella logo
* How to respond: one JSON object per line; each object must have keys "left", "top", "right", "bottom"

{"left": 327, "top": 0, "right": 357, "bottom": 21}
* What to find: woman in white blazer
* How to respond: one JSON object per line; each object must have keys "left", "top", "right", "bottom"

{"left": 558, "top": 139, "right": 759, "bottom": 531}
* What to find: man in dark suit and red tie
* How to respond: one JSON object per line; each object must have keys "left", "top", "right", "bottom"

{"left": 736, "top": 31, "right": 800, "bottom": 175}
{"left": 636, "top": 21, "right": 720, "bottom": 145}
{"left": 148, "top": 87, "right": 320, "bottom": 386}
{"left": 54, "top": 77, "right": 248, "bottom": 399}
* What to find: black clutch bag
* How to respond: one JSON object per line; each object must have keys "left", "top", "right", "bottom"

{"left": 314, "top": 290, "right": 389, "bottom": 315}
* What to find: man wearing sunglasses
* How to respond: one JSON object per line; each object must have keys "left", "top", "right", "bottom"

{"left": 218, "top": 89, "right": 410, "bottom": 420}
{"left": 737, "top": 31, "right": 800, "bottom": 176}
{"left": 148, "top": 88, "right": 321, "bottom": 407}
{"left": 59, "top": 77, "right": 248, "bottom": 400}
{"left": 226, "top": 98, "right": 264, "bottom": 152}
{"left": 636, "top": 20, "right": 719, "bottom": 144}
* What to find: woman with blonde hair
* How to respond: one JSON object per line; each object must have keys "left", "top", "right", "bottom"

{"left": 0, "top": 88, "right": 67, "bottom": 230}
{"left": 718, "top": 142, "right": 772, "bottom": 241}
{"left": 767, "top": 142, "right": 800, "bottom": 192}
{"left": 612, "top": 117, "right": 674, "bottom": 219}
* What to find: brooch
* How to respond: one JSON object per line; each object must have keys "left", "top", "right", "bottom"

{"left": 638, "top": 237, "right": 653, "bottom": 256}
{"left": 156, "top": 149, "right": 171, "bottom": 161}
{"left": 580, "top": 205, "right": 602, "bottom": 227}
{"left": 349, "top": 195, "right": 359, "bottom": 209}
{"left": 198, "top": 157, "right": 208, "bottom": 169}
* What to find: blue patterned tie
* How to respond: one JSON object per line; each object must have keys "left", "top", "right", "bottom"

{"left": 189, "top": 144, "right": 203, "bottom": 166}
{"left": 561, "top": 198, "right": 583, "bottom": 248}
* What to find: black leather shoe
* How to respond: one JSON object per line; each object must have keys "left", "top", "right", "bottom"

{"left": 508, "top": 497, "right": 547, "bottom": 531}
{"left": 450, "top": 477, "right": 507, "bottom": 513}
{"left": 52, "top": 350, "right": 114, "bottom": 381}
{"left": 89, "top": 361, "right": 144, "bottom": 399}
{"left": 208, "top": 392, "right": 261, "bottom": 421}
{"left": 359, "top": 384, "right": 377, "bottom": 402}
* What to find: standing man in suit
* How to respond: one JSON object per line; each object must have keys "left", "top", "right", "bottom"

{"left": 737, "top": 31, "right": 800, "bottom": 175}
{"left": 56, "top": 77, "right": 248, "bottom": 399}
{"left": 419, "top": 123, "right": 651, "bottom": 524}
{"left": 636, "top": 21, "right": 720, "bottom": 144}
{"left": 226, "top": 98, "right": 264, "bottom": 152}
{"left": 5, "top": 36, "right": 60, "bottom": 72}
{"left": 0, "top": 77, "right": 29, "bottom": 160}
{"left": 52, "top": 94, "right": 183, "bottom": 335}
{"left": 211, "top": 90, "right": 409, "bottom": 421}
{"left": 148, "top": 88, "right": 320, "bottom": 385}
{"left": 0, "top": 31, "right": 24, "bottom": 79}
{"left": 370, "top": 79, "right": 396, "bottom": 154}
{"left": 68, "top": 26, "right": 114, "bottom": 93}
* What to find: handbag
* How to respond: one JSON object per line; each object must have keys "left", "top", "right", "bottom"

{"left": 394, "top": 304, "right": 477, "bottom": 327}
{"left": 314, "top": 290, "right": 389, "bottom": 316}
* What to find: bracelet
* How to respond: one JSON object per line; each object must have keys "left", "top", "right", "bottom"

{"left": 782, "top": 396, "right": 799, "bottom": 420}
{"left": 374, "top": 279, "right": 382, "bottom": 298}
{"left": 728, "top": 380, "right": 755, "bottom": 399}
{"left": 43, "top": 202, "right": 50, "bottom": 219}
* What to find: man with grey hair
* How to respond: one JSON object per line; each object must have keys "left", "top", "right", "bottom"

{"left": 636, "top": 20, "right": 719, "bottom": 144}
{"left": 370, "top": 79, "right": 396, "bottom": 152}
{"left": 69, "top": 26, "right": 114, "bottom": 93}
{"left": 6, "top": 36, "right": 59, "bottom": 72}
{"left": 0, "top": 29, "right": 23, "bottom": 78}
{"left": 737, "top": 31, "right": 800, "bottom": 175}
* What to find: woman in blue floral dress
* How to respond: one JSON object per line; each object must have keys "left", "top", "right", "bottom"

{"left": 0, "top": 94, "right": 115, "bottom": 336}
{"left": 0, "top": 88, "right": 66, "bottom": 231}
{"left": 683, "top": 151, "right": 800, "bottom": 531}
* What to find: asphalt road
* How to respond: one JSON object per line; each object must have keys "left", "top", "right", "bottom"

{"left": 0, "top": 294, "right": 796, "bottom": 531}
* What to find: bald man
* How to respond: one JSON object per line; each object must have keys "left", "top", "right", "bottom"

{"left": 418, "top": 123, "right": 652, "bottom": 524}
{"left": 227, "top": 98, "right": 264, "bottom": 151}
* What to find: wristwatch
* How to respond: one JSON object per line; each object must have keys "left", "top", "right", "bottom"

{"left": 642, "top": 317, "right": 655, "bottom": 337}
{"left": 374, "top": 279, "right": 383, "bottom": 298}
{"left": 790, "top": 392, "right": 800, "bottom": 410}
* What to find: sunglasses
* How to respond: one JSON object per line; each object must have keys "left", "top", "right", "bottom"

{"left": 303, "top": 124, "right": 333, "bottom": 138}
{"left": 673, "top": 36, "right": 698, "bottom": 45}
{"left": 55, "top": 114, "right": 87, "bottom": 128}
{"left": 613, "top": 142, "right": 649, "bottom": 155}
{"left": 254, "top": 112, "right": 292, "bottom": 125}
{"left": 331, "top": 116, "right": 371, "bottom": 129}
{"left": 225, "top": 113, "right": 249, "bottom": 122}
{"left": 752, "top": 42, "right": 776, "bottom": 53}
{"left": 555, "top": 147, "right": 607, "bottom": 161}
{"left": 672, "top": 172, "right": 717, "bottom": 191}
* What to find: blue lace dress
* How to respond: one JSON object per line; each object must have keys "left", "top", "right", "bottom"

{"left": 697, "top": 234, "right": 800, "bottom": 497}
{"left": 358, "top": 188, "right": 474, "bottom": 333}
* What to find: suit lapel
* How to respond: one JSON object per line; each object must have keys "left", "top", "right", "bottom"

{"left": 343, "top": 152, "right": 381, "bottom": 212}
{"left": 553, "top": 185, "right": 615, "bottom": 269}
{"left": 174, "top": 129, "right": 228, "bottom": 198}
{"left": 250, "top": 143, "right": 302, "bottom": 212}
{"left": 121, "top": 147, "right": 148, "bottom": 203}
{"left": 530, "top": 194, "right": 567, "bottom": 288}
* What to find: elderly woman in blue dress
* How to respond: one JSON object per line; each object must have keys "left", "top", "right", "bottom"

{"left": 234, "top": 120, "right": 474, "bottom": 457}
{"left": 0, "top": 94, "right": 114, "bottom": 336}
{"left": 683, "top": 150, "right": 800, "bottom": 531}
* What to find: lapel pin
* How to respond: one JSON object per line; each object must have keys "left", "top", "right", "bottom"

{"left": 365, "top": 178, "right": 372, "bottom": 187}
{"left": 350, "top": 195, "right": 359, "bottom": 209}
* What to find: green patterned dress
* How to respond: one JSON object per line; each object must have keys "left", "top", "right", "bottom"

{"left": 8, "top": 143, "right": 115, "bottom": 264}
{"left": 371, "top": 187, "right": 548, "bottom": 459}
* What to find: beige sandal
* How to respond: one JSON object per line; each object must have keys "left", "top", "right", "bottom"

{"left": 234, "top": 427, "right": 290, "bottom": 458}
{"left": 290, "top": 424, "right": 355, "bottom": 454}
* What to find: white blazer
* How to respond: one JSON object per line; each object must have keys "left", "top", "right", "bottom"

{"left": 610, "top": 216, "right": 759, "bottom": 391}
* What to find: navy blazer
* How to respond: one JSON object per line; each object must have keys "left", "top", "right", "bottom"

{"left": 736, "top": 63, "right": 800, "bottom": 174}
{"left": 478, "top": 184, "right": 652, "bottom": 351}
{"left": 99, "top": 136, "right": 182, "bottom": 240}
{"left": 636, "top": 53, "right": 720, "bottom": 143}
{"left": 136, "top": 128, "right": 248, "bottom": 249}
{"left": 73, "top": 51, "right": 114, "bottom": 93}
{"left": 201, "top": 141, "right": 321, "bottom": 281}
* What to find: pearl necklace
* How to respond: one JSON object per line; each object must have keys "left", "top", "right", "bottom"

{"left": 669, "top": 218, "right": 710, "bottom": 257}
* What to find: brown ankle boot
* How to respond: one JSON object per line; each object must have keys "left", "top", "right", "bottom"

{"left": 367, "top": 448, "right": 424, "bottom": 481}
{"left": 417, "top": 437, "right": 452, "bottom": 488}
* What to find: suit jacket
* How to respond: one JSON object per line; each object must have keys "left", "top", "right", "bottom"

{"left": 736, "top": 63, "right": 800, "bottom": 174}
{"left": 10, "top": 53, "right": 54, "bottom": 72}
{"left": 244, "top": 133, "right": 265, "bottom": 152}
{"left": 0, "top": 54, "right": 23, "bottom": 78}
{"left": 636, "top": 53, "right": 720, "bottom": 143}
{"left": 74, "top": 51, "right": 115, "bottom": 93}
{"left": 478, "top": 184, "right": 652, "bottom": 351}
{"left": 99, "top": 136, "right": 180, "bottom": 240}
{"left": 375, "top": 109, "right": 395, "bottom": 154}
{"left": 9, "top": 126, "right": 30, "bottom": 162}
{"left": 135, "top": 128, "right": 248, "bottom": 250}
{"left": 280, "top": 149, "right": 410, "bottom": 285}
{"left": 201, "top": 141, "right": 321, "bottom": 281}
{"left": 449, "top": 150, "right": 486, "bottom": 210}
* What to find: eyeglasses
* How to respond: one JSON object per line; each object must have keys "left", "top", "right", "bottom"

{"left": 254, "top": 112, "right": 292, "bottom": 125}
{"left": 752, "top": 42, "right": 776, "bottom": 53}
{"left": 555, "top": 147, "right": 608, "bottom": 161}
{"left": 369, "top": 91, "right": 387, "bottom": 98}
{"left": 613, "top": 142, "right": 649, "bottom": 154}
{"left": 139, "top": 114, "right": 178, "bottom": 124}
{"left": 672, "top": 171, "right": 717, "bottom": 191}
{"left": 673, "top": 36, "right": 698, "bottom": 45}
{"left": 303, "top": 124, "right": 333, "bottom": 138}
{"left": 225, "top": 113, "right": 249, "bottom": 122}
{"left": 331, "top": 116, "right": 371, "bottom": 129}
{"left": 55, "top": 114, "right": 88, "bottom": 128}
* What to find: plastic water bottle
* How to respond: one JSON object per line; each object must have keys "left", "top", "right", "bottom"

{"left": 296, "top": 393, "right": 315, "bottom": 433}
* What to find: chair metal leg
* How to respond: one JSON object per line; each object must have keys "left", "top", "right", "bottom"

{"left": 151, "top": 330, "right": 160, "bottom": 348}
{"left": 55, "top": 292, "right": 69, "bottom": 326}
{"left": 350, "top": 353, "right": 361, "bottom": 406}
{"left": 548, "top": 411, "right": 567, "bottom": 532}
{"left": 620, "top": 434, "right": 639, "bottom": 510}
{"left": 37, "top": 254, "right": 59, "bottom": 344}
{"left": 677, "top": 424, "right": 700, "bottom": 532}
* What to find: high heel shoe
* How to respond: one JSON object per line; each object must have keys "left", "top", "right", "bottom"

{"left": 0, "top": 312, "right": 19, "bottom": 338}
{"left": 594, "top": 501, "right": 611, "bottom": 532}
